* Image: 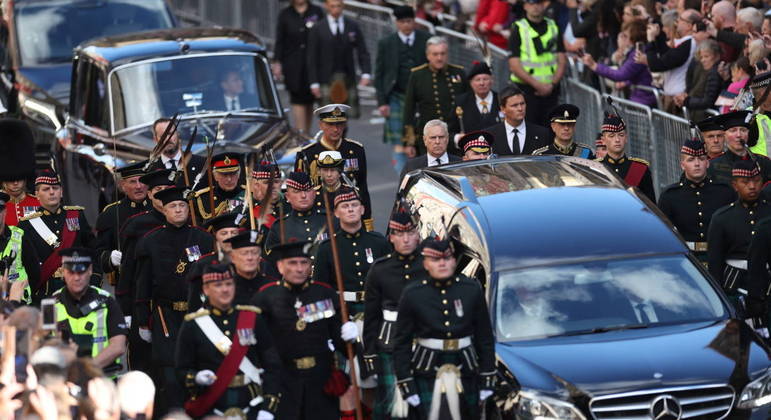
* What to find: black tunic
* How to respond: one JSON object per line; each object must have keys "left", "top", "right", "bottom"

{"left": 708, "top": 150, "right": 771, "bottom": 186}
{"left": 192, "top": 184, "right": 246, "bottom": 223}
{"left": 600, "top": 154, "right": 656, "bottom": 202}
{"left": 263, "top": 208, "right": 328, "bottom": 263}
{"left": 95, "top": 197, "right": 149, "bottom": 275}
{"left": 116, "top": 209, "right": 165, "bottom": 315}
{"left": 748, "top": 217, "right": 771, "bottom": 301}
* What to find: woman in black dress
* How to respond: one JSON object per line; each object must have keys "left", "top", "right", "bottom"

{"left": 274, "top": 0, "right": 325, "bottom": 134}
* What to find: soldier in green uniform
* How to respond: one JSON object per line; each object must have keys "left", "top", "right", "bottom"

{"left": 296, "top": 104, "right": 373, "bottom": 231}
{"left": 532, "top": 104, "right": 594, "bottom": 159}
{"left": 402, "top": 36, "right": 467, "bottom": 157}
{"left": 176, "top": 263, "right": 282, "bottom": 419}
{"left": 709, "top": 110, "right": 771, "bottom": 185}
{"left": 192, "top": 152, "right": 246, "bottom": 223}
{"left": 393, "top": 237, "right": 495, "bottom": 419}
{"left": 597, "top": 113, "right": 656, "bottom": 202}
{"left": 362, "top": 210, "right": 425, "bottom": 419}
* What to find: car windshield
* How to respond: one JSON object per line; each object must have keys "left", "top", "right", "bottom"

{"left": 495, "top": 255, "right": 727, "bottom": 341}
{"left": 109, "top": 53, "right": 277, "bottom": 133}
{"left": 15, "top": 0, "right": 173, "bottom": 66}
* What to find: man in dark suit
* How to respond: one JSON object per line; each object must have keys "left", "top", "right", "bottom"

{"left": 449, "top": 61, "right": 500, "bottom": 152}
{"left": 307, "top": 0, "right": 372, "bottom": 119}
{"left": 485, "top": 85, "right": 550, "bottom": 156}
{"left": 147, "top": 118, "right": 206, "bottom": 188}
{"left": 204, "top": 69, "right": 261, "bottom": 111}
{"left": 400, "top": 119, "right": 461, "bottom": 179}
{"left": 375, "top": 6, "right": 430, "bottom": 175}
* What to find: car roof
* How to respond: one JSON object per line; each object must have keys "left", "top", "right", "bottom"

{"left": 77, "top": 28, "right": 264, "bottom": 66}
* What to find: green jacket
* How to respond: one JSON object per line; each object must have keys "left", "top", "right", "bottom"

{"left": 374, "top": 29, "right": 430, "bottom": 106}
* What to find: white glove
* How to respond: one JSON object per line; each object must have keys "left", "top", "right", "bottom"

{"left": 341, "top": 321, "right": 359, "bottom": 341}
{"left": 195, "top": 369, "right": 217, "bottom": 386}
{"left": 110, "top": 250, "right": 122, "bottom": 266}
{"left": 480, "top": 389, "right": 493, "bottom": 401}
{"left": 138, "top": 328, "right": 152, "bottom": 343}
{"left": 256, "top": 410, "right": 274, "bottom": 420}
{"left": 123, "top": 316, "right": 132, "bottom": 329}
{"left": 406, "top": 394, "right": 421, "bottom": 407}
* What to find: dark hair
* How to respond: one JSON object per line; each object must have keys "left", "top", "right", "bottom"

{"left": 683, "top": 0, "right": 701, "bottom": 12}
{"left": 733, "top": 55, "right": 754, "bottom": 78}
{"left": 595, "top": 0, "right": 623, "bottom": 35}
{"left": 152, "top": 118, "right": 173, "bottom": 137}
{"left": 499, "top": 85, "right": 526, "bottom": 108}
{"left": 622, "top": 20, "right": 647, "bottom": 43}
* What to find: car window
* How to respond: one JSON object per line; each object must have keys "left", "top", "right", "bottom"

{"left": 495, "top": 255, "right": 727, "bottom": 341}
{"left": 15, "top": 0, "right": 172, "bottom": 66}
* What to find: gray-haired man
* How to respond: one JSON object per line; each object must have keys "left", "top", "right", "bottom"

{"left": 400, "top": 119, "right": 462, "bottom": 179}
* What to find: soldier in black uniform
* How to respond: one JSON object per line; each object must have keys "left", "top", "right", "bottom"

{"left": 708, "top": 110, "right": 771, "bottom": 185}
{"left": 95, "top": 162, "right": 149, "bottom": 289}
{"left": 747, "top": 216, "right": 771, "bottom": 325}
{"left": 362, "top": 210, "right": 425, "bottom": 419}
{"left": 19, "top": 169, "right": 95, "bottom": 303}
{"left": 192, "top": 152, "right": 246, "bottom": 223}
{"left": 263, "top": 172, "right": 327, "bottom": 265}
{"left": 133, "top": 186, "right": 214, "bottom": 415}
{"left": 393, "top": 237, "right": 496, "bottom": 419}
{"left": 176, "top": 264, "right": 282, "bottom": 420}
{"left": 708, "top": 160, "right": 771, "bottom": 298}
{"left": 296, "top": 104, "right": 373, "bottom": 230}
{"left": 458, "top": 131, "right": 494, "bottom": 161}
{"left": 225, "top": 229, "right": 273, "bottom": 304}
{"left": 657, "top": 140, "right": 736, "bottom": 260}
{"left": 597, "top": 113, "right": 656, "bottom": 202}
{"left": 532, "top": 104, "right": 595, "bottom": 159}
{"left": 697, "top": 115, "right": 726, "bottom": 160}
{"left": 249, "top": 162, "right": 283, "bottom": 233}
{"left": 187, "top": 212, "right": 243, "bottom": 313}
{"left": 251, "top": 240, "right": 359, "bottom": 420}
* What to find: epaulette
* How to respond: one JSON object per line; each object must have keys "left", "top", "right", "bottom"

{"left": 345, "top": 138, "right": 364, "bottom": 147}
{"left": 310, "top": 280, "right": 334, "bottom": 290}
{"left": 63, "top": 206, "right": 84, "bottom": 211}
{"left": 630, "top": 157, "right": 650, "bottom": 166}
{"left": 593, "top": 157, "right": 603, "bottom": 162}
{"left": 258, "top": 281, "right": 281, "bottom": 293}
{"left": 92, "top": 286, "right": 111, "bottom": 297}
{"left": 102, "top": 201, "right": 120, "bottom": 211}
{"left": 236, "top": 305, "right": 262, "bottom": 313}
{"left": 532, "top": 146, "right": 548, "bottom": 155}
{"left": 410, "top": 63, "right": 428, "bottom": 72}
{"left": 314, "top": 185, "right": 322, "bottom": 191}
{"left": 140, "top": 225, "right": 163, "bottom": 239}
{"left": 184, "top": 309, "right": 210, "bottom": 321}
{"left": 371, "top": 254, "right": 391, "bottom": 265}
{"left": 448, "top": 63, "right": 464, "bottom": 69}
{"left": 19, "top": 211, "right": 42, "bottom": 222}
{"left": 193, "top": 187, "right": 211, "bottom": 198}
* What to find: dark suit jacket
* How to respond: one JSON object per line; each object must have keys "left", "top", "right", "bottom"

{"left": 374, "top": 29, "right": 430, "bottom": 106}
{"left": 399, "top": 154, "right": 462, "bottom": 179}
{"left": 486, "top": 121, "right": 550, "bottom": 156}
{"left": 203, "top": 92, "right": 261, "bottom": 112}
{"left": 147, "top": 154, "right": 207, "bottom": 188}
{"left": 306, "top": 16, "right": 371, "bottom": 85}
{"left": 448, "top": 91, "right": 501, "bottom": 136}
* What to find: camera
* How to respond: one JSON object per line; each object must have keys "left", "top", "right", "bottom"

{"left": 695, "top": 21, "right": 707, "bottom": 32}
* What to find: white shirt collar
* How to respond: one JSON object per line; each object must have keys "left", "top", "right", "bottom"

{"left": 327, "top": 15, "right": 343, "bottom": 32}
{"left": 161, "top": 150, "right": 182, "bottom": 164}
{"left": 427, "top": 152, "right": 449, "bottom": 166}
{"left": 476, "top": 91, "right": 493, "bottom": 107}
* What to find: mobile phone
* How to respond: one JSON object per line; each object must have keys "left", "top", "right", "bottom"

{"left": 41, "top": 298, "right": 56, "bottom": 330}
{"left": 15, "top": 354, "right": 27, "bottom": 383}
{"left": 695, "top": 21, "right": 707, "bottom": 32}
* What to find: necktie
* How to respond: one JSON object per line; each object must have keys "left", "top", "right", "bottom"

{"left": 512, "top": 128, "right": 519, "bottom": 154}
{"left": 480, "top": 100, "right": 489, "bottom": 114}
{"left": 230, "top": 98, "right": 237, "bottom": 111}
{"left": 336, "top": 19, "right": 343, "bottom": 37}
{"left": 636, "top": 303, "right": 651, "bottom": 324}
{"left": 434, "top": 158, "right": 442, "bottom": 166}
{"left": 168, "top": 159, "right": 177, "bottom": 171}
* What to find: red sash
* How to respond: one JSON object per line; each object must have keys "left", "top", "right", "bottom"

{"left": 38, "top": 210, "right": 79, "bottom": 291}
{"left": 624, "top": 161, "right": 647, "bottom": 187}
{"left": 184, "top": 310, "right": 257, "bottom": 417}
{"left": 252, "top": 205, "right": 277, "bottom": 229}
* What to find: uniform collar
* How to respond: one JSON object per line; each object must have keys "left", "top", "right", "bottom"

{"left": 281, "top": 279, "right": 310, "bottom": 292}
{"left": 680, "top": 174, "right": 708, "bottom": 188}
{"left": 9, "top": 192, "right": 26, "bottom": 204}
{"left": 431, "top": 275, "right": 457, "bottom": 287}
{"left": 293, "top": 209, "right": 313, "bottom": 217}
{"left": 606, "top": 154, "right": 627, "bottom": 165}
{"left": 397, "top": 252, "right": 417, "bottom": 261}
{"left": 343, "top": 227, "right": 364, "bottom": 239}
{"left": 553, "top": 141, "right": 575, "bottom": 155}
{"left": 128, "top": 199, "right": 148, "bottom": 208}
{"left": 320, "top": 135, "right": 342, "bottom": 151}
{"left": 210, "top": 305, "right": 234, "bottom": 316}
{"left": 41, "top": 206, "right": 62, "bottom": 216}
{"left": 740, "top": 198, "right": 760, "bottom": 208}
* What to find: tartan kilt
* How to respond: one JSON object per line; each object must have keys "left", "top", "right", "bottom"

{"left": 383, "top": 93, "right": 405, "bottom": 145}
{"left": 374, "top": 352, "right": 402, "bottom": 420}
{"left": 409, "top": 351, "right": 480, "bottom": 420}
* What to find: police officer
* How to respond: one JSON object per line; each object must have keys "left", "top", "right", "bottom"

{"left": 176, "top": 264, "right": 282, "bottom": 420}
{"left": 95, "top": 161, "right": 149, "bottom": 288}
{"left": 532, "top": 104, "right": 594, "bottom": 159}
{"left": 458, "top": 131, "right": 494, "bottom": 161}
{"left": 225, "top": 229, "right": 272, "bottom": 304}
{"left": 748, "top": 70, "right": 771, "bottom": 157}
{"left": 314, "top": 151, "right": 345, "bottom": 211}
{"left": 134, "top": 186, "right": 214, "bottom": 414}
{"left": 193, "top": 152, "right": 246, "bottom": 222}
{"left": 362, "top": 210, "right": 425, "bottom": 419}
{"left": 707, "top": 160, "right": 771, "bottom": 298}
{"left": 657, "top": 140, "right": 735, "bottom": 260}
{"left": 296, "top": 104, "right": 373, "bottom": 230}
{"left": 19, "top": 169, "right": 95, "bottom": 302}
{"left": 597, "top": 113, "right": 656, "bottom": 201}
{"left": 402, "top": 36, "right": 467, "bottom": 157}
{"left": 393, "top": 237, "right": 495, "bottom": 419}
{"left": 0, "top": 191, "right": 33, "bottom": 304}
{"left": 709, "top": 110, "right": 771, "bottom": 185}
{"left": 53, "top": 247, "right": 127, "bottom": 373}
{"left": 251, "top": 240, "right": 359, "bottom": 420}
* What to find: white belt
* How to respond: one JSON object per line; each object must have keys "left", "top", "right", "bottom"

{"left": 727, "top": 259, "right": 748, "bottom": 270}
{"left": 383, "top": 310, "right": 398, "bottom": 322}
{"left": 417, "top": 337, "right": 472, "bottom": 351}
{"left": 343, "top": 291, "right": 365, "bottom": 302}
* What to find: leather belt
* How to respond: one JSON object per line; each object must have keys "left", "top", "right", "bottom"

{"left": 383, "top": 310, "right": 398, "bottom": 322}
{"left": 686, "top": 241, "right": 708, "bottom": 252}
{"left": 293, "top": 356, "right": 316, "bottom": 370}
{"left": 727, "top": 259, "right": 748, "bottom": 270}
{"left": 342, "top": 291, "right": 365, "bottom": 302}
{"left": 417, "top": 336, "right": 471, "bottom": 351}
{"left": 157, "top": 300, "right": 189, "bottom": 311}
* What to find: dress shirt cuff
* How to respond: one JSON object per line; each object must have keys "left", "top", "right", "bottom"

{"left": 310, "top": 83, "right": 320, "bottom": 90}
{"left": 361, "top": 74, "right": 371, "bottom": 80}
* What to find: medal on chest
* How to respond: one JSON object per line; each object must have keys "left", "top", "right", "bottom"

{"left": 454, "top": 299, "right": 464, "bottom": 318}
{"left": 237, "top": 328, "right": 257, "bottom": 346}
{"left": 186, "top": 245, "right": 202, "bottom": 262}
{"left": 295, "top": 298, "right": 336, "bottom": 331}
{"left": 365, "top": 247, "right": 374, "bottom": 264}
{"left": 176, "top": 260, "right": 187, "bottom": 274}
{"left": 65, "top": 216, "right": 80, "bottom": 231}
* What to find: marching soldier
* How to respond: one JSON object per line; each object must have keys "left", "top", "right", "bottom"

{"left": 0, "top": 192, "right": 33, "bottom": 304}
{"left": 393, "top": 237, "right": 495, "bottom": 419}
{"left": 224, "top": 229, "right": 272, "bottom": 304}
{"left": 532, "top": 104, "right": 595, "bottom": 159}
{"left": 697, "top": 115, "right": 726, "bottom": 160}
{"left": 251, "top": 240, "right": 359, "bottom": 420}
{"left": 708, "top": 110, "right": 771, "bottom": 185}
{"left": 53, "top": 247, "right": 127, "bottom": 373}
{"left": 597, "top": 113, "right": 656, "bottom": 202}
{"left": 362, "top": 210, "right": 425, "bottom": 419}
{"left": 458, "top": 131, "right": 494, "bottom": 161}
{"left": 0, "top": 119, "right": 39, "bottom": 227}
{"left": 250, "top": 162, "right": 283, "bottom": 231}
{"left": 296, "top": 104, "right": 373, "bottom": 230}
{"left": 657, "top": 140, "right": 735, "bottom": 260}
{"left": 19, "top": 169, "right": 95, "bottom": 303}
{"left": 193, "top": 152, "right": 246, "bottom": 222}
{"left": 402, "top": 36, "right": 467, "bottom": 157}
{"left": 707, "top": 160, "right": 771, "bottom": 300}
{"left": 314, "top": 151, "right": 345, "bottom": 211}
{"left": 187, "top": 212, "right": 243, "bottom": 313}
{"left": 134, "top": 186, "right": 214, "bottom": 414}
{"left": 95, "top": 161, "right": 149, "bottom": 287}
{"left": 176, "top": 264, "right": 282, "bottom": 420}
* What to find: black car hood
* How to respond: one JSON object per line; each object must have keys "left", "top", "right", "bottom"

{"left": 496, "top": 320, "right": 771, "bottom": 398}
{"left": 18, "top": 64, "right": 72, "bottom": 105}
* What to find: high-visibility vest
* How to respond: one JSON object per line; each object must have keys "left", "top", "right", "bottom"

{"left": 54, "top": 287, "right": 120, "bottom": 368}
{"left": 510, "top": 17, "right": 559, "bottom": 84}
{"left": 2, "top": 226, "right": 29, "bottom": 303}
{"left": 752, "top": 113, "right": 770, "bottom": 157}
